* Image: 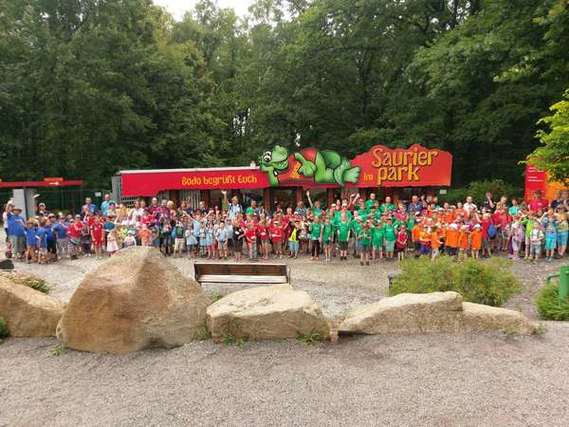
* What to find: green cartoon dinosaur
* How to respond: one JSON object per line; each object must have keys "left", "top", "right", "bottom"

{"left": 259, "top": 145, "right": 360, "bottom": 187}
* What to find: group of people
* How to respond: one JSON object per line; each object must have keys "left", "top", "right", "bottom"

{"left": 2, "top": 189, "right": 568, "bottom": 265}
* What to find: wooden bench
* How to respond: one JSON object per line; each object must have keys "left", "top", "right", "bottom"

{"left": 193, "top": 262, "right": 290, "bottom": 285}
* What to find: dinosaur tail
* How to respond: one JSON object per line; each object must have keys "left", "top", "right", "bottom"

{"left": 334, "top": 160, "right": 360, "bottom": 186}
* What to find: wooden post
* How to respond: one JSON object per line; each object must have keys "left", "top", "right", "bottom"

{"left": 295, "top": 187, "right": 304, "bottom": 205}
{"left": 327, "top": 189, "right": 335, "bottom": 208}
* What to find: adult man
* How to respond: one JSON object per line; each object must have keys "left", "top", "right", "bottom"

{"left": 82, "top": 197, "right": 97, "bottom": 215}
{"left": 306, "top": 190, "right": 324, "bottom": 217}
{"left": 223, "top": 191, "right": 242, "bottom": 220}
{"left": 380, "top": 196, "right": 396, "bottom": 214}
{"left": 5, "top": 204, "right": 26, "bottom": 259}
{"left": 407, "top": 195, "right": 423, "bottom": 215}
{"left": 463, "top": 196, "right": 477, "bottom": 215}
{"left": 528, "top": 191, "right": 548, "bottom": 213}
{"left": 100, "top": 194, "right": 116, "bottom": 216}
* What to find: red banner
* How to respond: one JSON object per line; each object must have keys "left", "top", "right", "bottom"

{"left": 121, "top": 168, "right": 269, "bottom": 197}
{"left": 351, "top": 144, "right": 452, "bottom": 187}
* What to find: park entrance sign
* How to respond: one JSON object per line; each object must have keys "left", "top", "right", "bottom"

{"left": 118, "top": 144, "right": 452, "bottom": 207}
{"left": 257, "top": 144, "right": 452, "bottom": 188}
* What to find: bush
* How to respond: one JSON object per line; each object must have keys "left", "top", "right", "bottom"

{"left": 440, "top": 179, "right": 520, "bottom": 205}
{"left": 535, "top": 283, "right": 569, "bottom": 321}
{"left": 0, "top": 317, "right": 9, "bottom": 339}
{"left": 390, "top": 257, "right": 521, "bottom": 306}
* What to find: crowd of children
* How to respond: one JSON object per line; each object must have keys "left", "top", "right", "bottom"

{"left": 2, "top": 189, "right": 568, "bottom": 265}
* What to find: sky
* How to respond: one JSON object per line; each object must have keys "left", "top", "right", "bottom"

{"left": 154, "top": 0, "right": 255, "bottom": 20}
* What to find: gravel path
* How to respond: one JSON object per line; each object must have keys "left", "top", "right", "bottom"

{"left": 1, "top": 237, "right": 568, "bottom": 425}
{"left": 2, "top": 325, "right": 569, "bottom": 426}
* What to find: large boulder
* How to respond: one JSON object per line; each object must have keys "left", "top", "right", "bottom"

{"left": 207, "top": 284, "right": 330, "bottom": 341}
{"left": 339, "top": 292, "right": 464, "bottom": 335}
{"left": 462, "top": 302, "right": 536, "bottom": 335}
{"left": 0, "top": 277, "right": 64, "bottom": 337}
{"left": 57, "top": 247, "right": 211, "bottom": 353}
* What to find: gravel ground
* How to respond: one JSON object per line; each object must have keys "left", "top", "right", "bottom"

{"left": 1, "top": 235, "right": 569, "bottom": 426}
{"left": 2, "top": 325, "right": 569, "bottom": 426}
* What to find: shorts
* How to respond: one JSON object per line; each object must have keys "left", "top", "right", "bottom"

{"left": 360, "top": 245, "right": 370, "bottom": 254}
{"left": 47, "top": 240, "right": 57, "bottom": 254}
{"left": 385, "top": 240, "right": 395, "bottom": 252}
{"left": 545, "top": 235, "right": 557, "bottom": 251}
{"left": 174, "top": 238, "right": 185, "bottom": 251}
{"left": 531, "top": 244, "right": 541, "bottom": 257}
{"left": 38, "top": 247, "right": 48, "bottom": 255}
{"left": 338, "top": 241, "right": 348, "bottom": 251}
{"left": 9, "top": 235, "right": 25, "bottom": 254}
{"left": 288, "top": 240, "right": 299, "bottom": 253}
{"left": 232, "top": 238, "right": 243, "bottom": 251}
{"left": 186, "top": 235, "right": 197, "bottom": 246}
{"left": 373, "top": 244, "right": 383, "bottom": 251}
{"left": 557, "top": 231, "right": 568, "bottom": 247}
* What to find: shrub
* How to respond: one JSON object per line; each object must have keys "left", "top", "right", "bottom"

{"left": 0, "top": 317, "right": 9, "bottom": 339}
{"left": 390, "top": 257, "right": 521, "bottom": 306}
{"left": 535, "top": 283, "right": 569, "bottom": 321}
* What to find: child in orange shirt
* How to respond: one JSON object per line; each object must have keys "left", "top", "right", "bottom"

{"left": 470, "top": 224, "right": 482, "bottom": 259}
{"left": 430, "top": 226, "right": 442, "bottom": 260}
{"left": 445, "top": 223, "right": 459, "bottom": 257}
{"left": 411, "top": 222, "right": 422, "bottom": 255}
{"left": 419, "top": 226, "right": 431, "bottom": 256}
{"left": 457, "top": 225, "right": 470, "bottom": 261}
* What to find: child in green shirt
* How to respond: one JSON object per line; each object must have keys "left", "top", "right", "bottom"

{"left": 309, "top": 216, "right": 323, "bottom": 260}
{"left": 358, "top": 223, "right": 371, "bottom": 266}
{"left": 383, "top": 218, "right": 396, "bottom": 259}
{"left": 322, "top": 217, "right": 333, "bottom": 262}
{"left": 371, "top": 221, "right": 384, "bottom": 261}
{"left": 336, "top": 214, "right": 351, "bottom": 261}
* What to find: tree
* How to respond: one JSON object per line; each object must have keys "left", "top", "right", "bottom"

{"left": 529, "top": 90, "right": 569, "bottom": 184}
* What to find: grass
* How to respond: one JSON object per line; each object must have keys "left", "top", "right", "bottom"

{"left": 296, "top": 330, "right": 324, "bottom": 345}
{"left": 50, "top": 344, "right": 66, "bottom": 356}
{"left": 222, "top": 334, "right": 248, "bottom": 347}
{"left": 193, "top": 324, "right": 211, "bottom": 341}
{"left": 209, "top": 291, "right": 224, "bottom": 302}
{"left": 0, "top": 317, "right": 9, "bottom": 341}
{"left": 0, "top": 272, "right": 50, "bottom": 294}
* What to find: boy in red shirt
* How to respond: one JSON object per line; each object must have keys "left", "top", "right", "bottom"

{"left": 244, "top": 222, "right": 257, "bottom": 260}
{"left": 270, "top": 220, "right": 284, "bottom": 258}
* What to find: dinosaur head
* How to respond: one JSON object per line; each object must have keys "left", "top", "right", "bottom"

{"left": 259, "top": 145, "right": 289, "bottom": 172}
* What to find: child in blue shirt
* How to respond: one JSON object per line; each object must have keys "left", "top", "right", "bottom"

{"left": 25, "top": 221, "right": 38, "bottom": 263}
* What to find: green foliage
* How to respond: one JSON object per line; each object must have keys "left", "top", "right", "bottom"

{"left": 529, "top": 90, "right": 569, "bottom": 184}
{"left": 222, "top": 334, "right": 248, "bottom": 347}
{"left": 535, "top": 283, "right": 569, "bottom": 321}
{"left": 296, "top": 330, "right": 324, "bottom": 345}
{"left": 0, "top": 317, "right": 9, "bottom": 340}
{"left": 0, "top": 272, "right": 50, "bottom": 294}
{"left": 50, "top": 344, "right": 66, "bottom": 357}
{"left": 441, "top": 180, "right": 520, "bottom": 205}
{"left": 0, "top": 0, "right": 567, "bottom": 187}
{"left": 208, "top": 291, "right": 224, "bottom": 302}
{"left": 390, "top": 257, "right": 521, "bottom": 307}
{"left": 193, "top": 324, "right": 211, "bottom": 341}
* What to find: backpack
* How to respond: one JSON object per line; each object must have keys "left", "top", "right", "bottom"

{"left": 487, "top": 223, "right": 497, "bottom": 239}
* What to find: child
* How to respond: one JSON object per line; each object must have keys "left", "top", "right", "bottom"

{"left": 445, "top": 222, "right": 459, "bottom": 257}
{"left": 418, "top": 225, "right": 431, "bottom": 256}
{"left": 431, "top": 225, "right": 443, "bottom": 260}
{"left": 160, "top": 221, "right": 172, "bottom": 256}
{"left": 258, "top": 219, "right": 270, "bottom": 260}
{"left": 245, "top": 222, "right": 257, "bottom": 260}
{"left": 216, "top": 220, "right": 228, "bottom": 259}
{"left": 321, "top": 217, "right": 333, "bottom": 262}
{"left": 53, "top": 217, "right": 69, "bottom": 259}
{"left": 232, "top": 220, "right": 244, "bottom": 262}
{"left": 336, "top": 214, "right": 351, "bottom": 261}
{"left": 530, "top": 223, "right": 544, "bottom": 261}
{"left": 288, "top": 220, "right": 300, "bottom": 258}
{"left": 309, "top": 216, "right": 322, "bottom": 260}
{"left": 542, "top": 210, "right": 558, "bottom": 261}
{"left": 411, "top": 220, "right": 422, "bottom": 256}
{"left": 522, "top": 214, "right": 536, "bottom": 260}
{"left": 80, "top": 221, "right": 92, "bottom": 256}
{"left": 199, "top": 220, "right": 207, "bottom": 257}
{"left": 90, "top": 216, "right": 104, "bottom": 259}
{"left": 470, "top": 224, "right": 482, "bottom": 259}
{"left": 510, "top": 219, "right": 524, "bottom": 260}
{"left": 173, "top": 221, "right": 186, "bottom": 257}
{"left": 270, "top": 220, "right": 284, "bottom": 259}
{"left": 457, "top": 225, "right": 470, "bottom": 261}
{"left": 358, "top": 223, "right": 371, "bottom": 266}
{"left": 139, "top": 224, "right": 152, "bottom": 247}
{"left": 184, "top": 226, "right": 197, "bottom": 257}
{"left": 383, "top": 218, "right": 396, "bottom": 260}
{"left": 123, "top": 230, "right": 137, "bottom": 248}
{"left": 25, "top": 221, "right": 37, "bottom": 263}
{"left": 395, "top": 224, "right": 408, "bottom": 261}
{"left": 205, "top": 221, "right": 215, "bottom": 259}
{"left": 371, "top": 220, "right": 384, "bottom": 262}
{"left": 35, "top": 220, "right": 48, "bottom": 264}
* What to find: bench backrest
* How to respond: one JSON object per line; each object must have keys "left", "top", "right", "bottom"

{"left": 194, "top": 262, "right": 289, "bottom": 285}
